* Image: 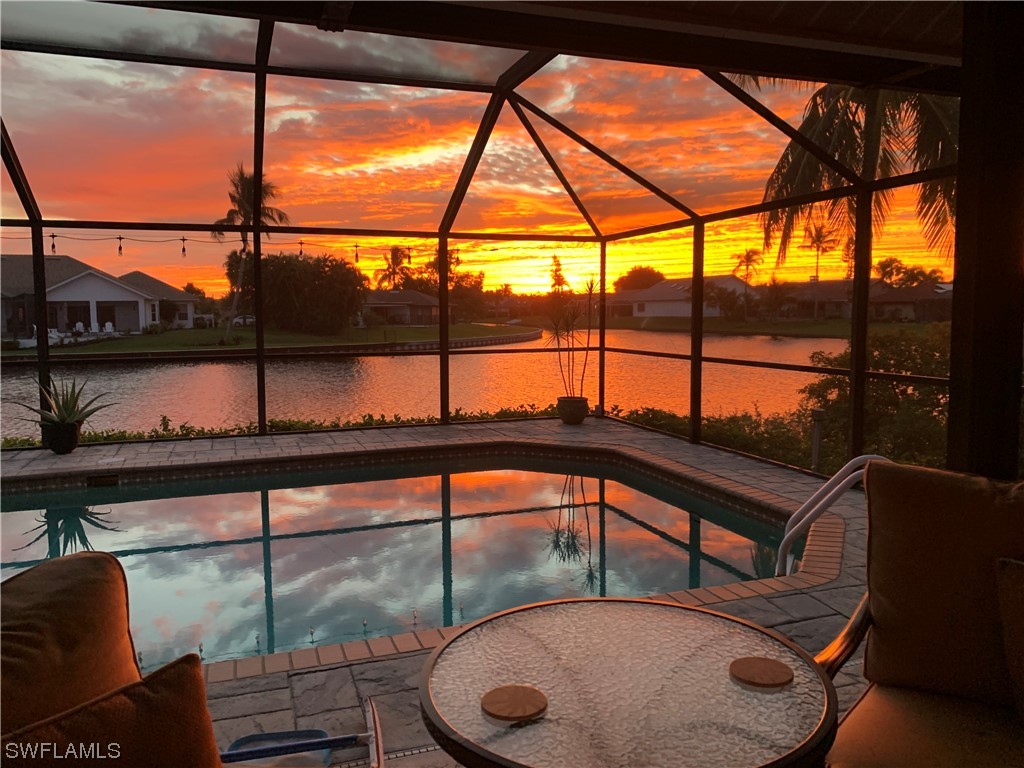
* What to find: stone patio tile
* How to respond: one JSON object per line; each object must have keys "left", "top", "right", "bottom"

{"left": 351, "top": 653, "right": 430, "bottom": 697}
{"left": 290, "top": 666, "right": 360, "bottom": 717}
{"left": 296, "top": 705, "right": 369, "bottom": 765}
{"left": 212, "top": 710, "right": 296, "bottom": 753}
{"left": 206, "top": 672, "right": 289, "bottom": 700}
{"left": 808, "top": 585, "right": 868, "bottom": 617}
{"left": 715, "top": 596, "right": 794, "bottom": 628}
{"left": 206, "top": 687, "right": 294, "bottom": 720}
{"left": 766, "top": 593, "right": 835, "bottom": 622}
{"left": 370, "top": 690, "right": 434, "bottom": 752}
{"left": 772, "top": 614, "right": 849, "bottom": 654}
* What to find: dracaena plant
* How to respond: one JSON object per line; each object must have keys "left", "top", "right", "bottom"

{"left": 550, "top": 278, "right": 597, "bottom": 399}
{"left": 19, "top": 377, "right": 115, "bottom": 425}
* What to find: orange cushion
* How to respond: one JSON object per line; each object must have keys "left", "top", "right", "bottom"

{"left": 1, "top": 654, "right": 221, "bottom": 768}
{"left": 997, "top": 558, "right": 1024, "bottom": 721}
{"left": 827, "top": 684, "right": 1024, "bottom": 768}
{"left": 864, "top": 462, "right": 1024, "bottom": 707}
{"left": 1, "top": 552, "right": 141, "bottom": 735}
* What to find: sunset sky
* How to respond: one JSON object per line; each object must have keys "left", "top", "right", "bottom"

{"left": 0, "top": 5, "right": 953, "bottom": 297}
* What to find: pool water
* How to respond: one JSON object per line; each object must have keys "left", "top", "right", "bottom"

{"left": 0, "top": 459, "right": 786, "bottom": 670}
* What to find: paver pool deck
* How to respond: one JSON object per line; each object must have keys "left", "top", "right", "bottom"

{"left": 1, "top": 418, "right": 869, "bottom": 767}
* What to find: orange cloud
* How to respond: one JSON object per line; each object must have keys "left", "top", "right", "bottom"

{"left": 0, "top": 49, "right": 951, "bottom": 296}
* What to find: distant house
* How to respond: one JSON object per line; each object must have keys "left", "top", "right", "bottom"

{"left": 608, "top": 276, "right": 750, "bottom": 318}
{"left": 363, "top": 289, "right": 440, "bottom": 325}
{"left": 869, "top": 280, "right": 953, "bottom": 322}
{"left": 1, "top": 254, "right": 197, "bottom": 338}
{"left": 118, "top": 271, "right": 198, "bottom": 329}
{"left": 773, "top": 278, "right": 953, "bottom": 322}
{"left": 789, "top": 279, "right": 855, "bottom": 320}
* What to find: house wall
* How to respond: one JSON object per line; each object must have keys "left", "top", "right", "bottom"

{"left": 114, "top": 304, "right": 142, "bottom": 332}
{"left": 49, "top": 274, "right": 142, "bottom": 303}
{"left": 635, "top": 300, "right": 691, "bottom": 317}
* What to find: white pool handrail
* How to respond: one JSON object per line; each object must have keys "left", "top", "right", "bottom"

{"left": 775, "top": 455, "right": 890, "bottom": 577}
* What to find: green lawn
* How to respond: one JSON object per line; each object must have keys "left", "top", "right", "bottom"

{"left": 7, "top": 323, "right": 537, "bottom": 356}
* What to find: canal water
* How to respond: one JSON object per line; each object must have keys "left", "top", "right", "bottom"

{"left": 0, "top": 330, "right": 845, "bottom": 438}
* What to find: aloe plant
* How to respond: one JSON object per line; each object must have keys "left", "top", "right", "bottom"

{"left": 18, "top": 377, "right": 115, "bottom": 425}
{"left": 15, "top": 506, "right": 121, "bottom": 559}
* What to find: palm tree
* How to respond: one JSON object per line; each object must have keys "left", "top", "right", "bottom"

{"left": 731, "top": 248, "right": 764, "bottom": 321}
{"left": 763, "top": 275, "right": 793, "bottom": 323}
{"left": 800, "top": 215, "right": 841, "bottom": 320}
{"left": 737, "top": 79, "right": 958, "bottom": 265}
{"left": 373, "top": 246, "right": 413, "bottom": 290}
{"left": 211, "top": 163, "right": 290, "bottom": 339}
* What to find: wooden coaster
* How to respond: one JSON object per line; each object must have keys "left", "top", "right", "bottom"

{"left": 729, "top": 656, "right": 794, "bottom": 690}
{"left": 481, "top": 684, "right": 548, "bottom": 722}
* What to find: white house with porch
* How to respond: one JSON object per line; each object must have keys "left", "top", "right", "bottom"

{"left": 609, "top": 275, "right": 751, "bottom": 318}
{"left": 1, "top": 254, "right": 196, "bottom": 338}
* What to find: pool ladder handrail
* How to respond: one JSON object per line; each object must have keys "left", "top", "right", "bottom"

{"left": 775, "top": 455, "right": 890, "bottom": 577}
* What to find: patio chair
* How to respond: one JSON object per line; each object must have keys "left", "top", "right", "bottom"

{"left": 1, "top": 552, "right": 384, "bottom": 767}
{"left": 813, "top": 460, "right": 1024, "bottom": 767}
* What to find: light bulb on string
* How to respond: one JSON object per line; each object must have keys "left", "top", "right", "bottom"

{"left": 180, "top": 237, "right": 187, "bottom": 259}
{"left": 117, "top": 235, "right": 123, "bottom": 257}
{"left": 49, "top": 233, "right": 56, "bottom": 254}
{"left": 354, "top": 243, "right": 359, "bottom": 264}
{"left": 299, "top": 239, "right": 304, "bottom": 257}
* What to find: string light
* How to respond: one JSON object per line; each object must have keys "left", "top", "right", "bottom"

{"left": 5, "top": 232, "right": 439, "bottom": 265}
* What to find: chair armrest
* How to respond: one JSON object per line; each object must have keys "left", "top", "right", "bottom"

{"left": 814, "top": 593, "right": 872, "bottom": 678}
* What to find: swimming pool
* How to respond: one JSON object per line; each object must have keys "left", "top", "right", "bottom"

{"left": 0, "top": 456, "right": 791, "bottom": 671}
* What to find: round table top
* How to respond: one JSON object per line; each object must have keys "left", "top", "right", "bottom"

{"left": 421, "top": 598, "right": 836, "bottom": 768}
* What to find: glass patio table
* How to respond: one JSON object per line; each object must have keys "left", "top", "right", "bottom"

{"left": 419, "top": 598, "right": 837, "bottom": 768}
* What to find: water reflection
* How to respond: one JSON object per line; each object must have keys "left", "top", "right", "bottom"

{"left": 0, "top": 331, "right": 844, "bottom": 437}
{"left": 546, "top": 476, "right": 599, "bottom": 595}
{"left": 1, "top": 466, "right": 779, "bottom": 670}
{"left": 15, "top": 506, "right": 121, "bottom": 559}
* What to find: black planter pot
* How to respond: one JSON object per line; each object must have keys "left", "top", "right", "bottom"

{"left": 41, "top": 422, "right": 82, "bottom": 455}
{"left": 556, "top": 396, "right": 589, "bottom": 425}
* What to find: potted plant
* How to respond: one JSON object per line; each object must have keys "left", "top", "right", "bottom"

{"left": 549, "top": 279, "right": 596, "bottom": 425}
{"left": 17, "top": 377, "right": 114, "bottom": 454}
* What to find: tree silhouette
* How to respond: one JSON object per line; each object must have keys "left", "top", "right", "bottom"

{"left": 799, "top": 216, "right": 841, "bottom": 320}
{"left": 211, "top": 163, "right": 290, "bottom": 338}
{"left": 737, "top": 79, "right": 958, "bottom": 264}
{"left": 613, "top": 265, "right": 665, "bottom": 292}
{"left": 731, "top": 248, "right": 763, "bottom": 321}
{"left": 373, "top": 246, "right": 413, "bottom": 290}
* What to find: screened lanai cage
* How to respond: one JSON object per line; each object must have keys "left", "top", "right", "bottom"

{"left": 1, "top": 1, "right": 1020, "bottom": 478}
